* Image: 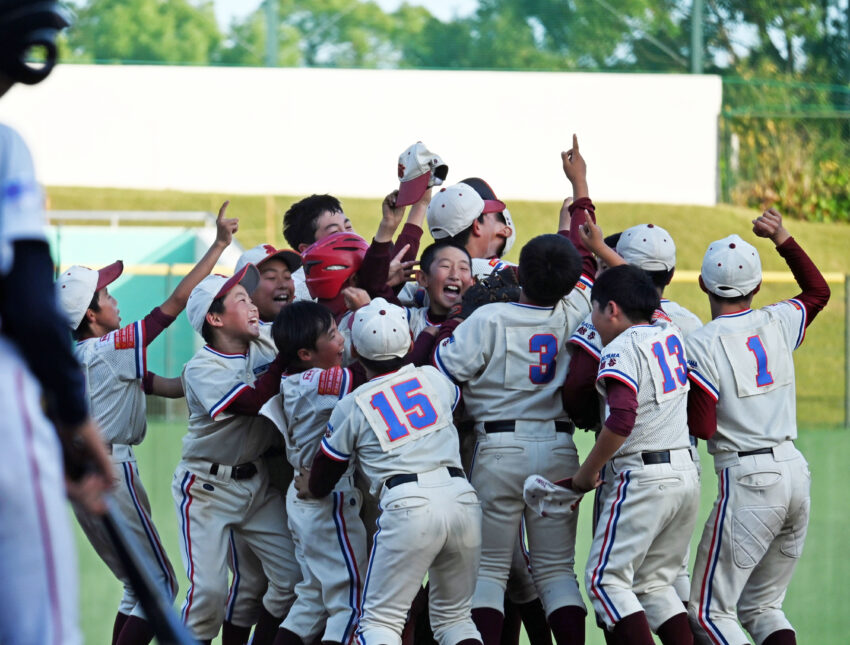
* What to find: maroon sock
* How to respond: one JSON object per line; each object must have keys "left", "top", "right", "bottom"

{"left": 273, "top": 627, "right": 306, "bottom": 645}
{"left": 518, "top": 598, "right": 552, "bottom": 645}
{"left": 252, "top": 606, "right": 285, "bottom": 645}
{"left": 656, "top": 613, "right": 693, "bottom": 645}
{"left": 762, "top": 630, "right": 796, "bottom": 645}
{"left": 114, "top": 615, "right": 154, "bottom": 645}
{"left": 547, "top": 605, "right": 585, "bottom": 645}
{"left": 112, "top": 612, "right": 130, "bottom": 645}
{"left": 500, "top": 598, "right": 522, "bottom": 645}
{"left": 222, "top": 620, "right": 253, "bottom": 645}
{"left": 472, "top": 607, "right": 505, "bottom": 645}
{"left": 612, "top": 612, "right": 654, "bottom": 645}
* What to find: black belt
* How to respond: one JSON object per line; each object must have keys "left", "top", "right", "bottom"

{"left": 738, "top": 447, "right": 773, "bottom": 457}
{"left": 641, "top": 450, "right": 671, "bottom": 465}
{"left": 385, "top": 467, "right": 465, "bottom": 489}
{"left": 210, "top": 462, "right": 258, "bottom": 480}
{"left": 483, "top": 420, "right": 574, "bottom": 434}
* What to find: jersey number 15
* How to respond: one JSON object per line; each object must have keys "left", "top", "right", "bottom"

{"left": 369, "top": 378, "right": 438, "bottom": 442}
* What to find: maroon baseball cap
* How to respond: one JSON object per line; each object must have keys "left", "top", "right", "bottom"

{"left": 396, "top": 141, "right": 448, "bottom": 207}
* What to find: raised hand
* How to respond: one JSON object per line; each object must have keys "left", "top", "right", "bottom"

{"left": 215, "top": 200, "right": 239, "bottom": 246}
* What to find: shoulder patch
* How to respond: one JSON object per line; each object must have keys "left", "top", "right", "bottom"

{"left": 113, "top": 325, "right": 136, "bottom": 349}
{"left": 318, "top": 366, "right": 344, "bottom": 396}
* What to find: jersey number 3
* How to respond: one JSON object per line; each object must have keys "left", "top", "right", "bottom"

{"left": 369, "top": 378, "right": 438, "bottom": 442}
{"left": 529, "top": 334, "right": 558, "bottom": 384}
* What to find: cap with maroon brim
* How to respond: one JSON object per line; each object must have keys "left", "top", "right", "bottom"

{"left": 186, "top": 264, "right": 261, "bottom": 335}
{"left": 55, "top": 260, "right": 125, "bottom": 329}
{"left": 427, "top": 182, "right": 507, "bottom": 239}
{"left": 396, "top": 141, "right": 448, "bottom": 207}
{"left": 235, "top": 244, "right": 302, "bottom": 274}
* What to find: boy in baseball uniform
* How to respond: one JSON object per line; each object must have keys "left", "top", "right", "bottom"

{"left": 302, "top": 298, "right": 483, "bottom": 645}
{"left": 571, "top": 264, "right": 700, "bottom": 645}
{"left": 174, "top": 265, "right": 301, "bottom": 644}
{"left": 686, "top": 209, "right": 830, "bottom": 645}
{"left": 260, "top": 300, "right": 368, "bottom": 645}
{"left": 55, "top": 202, "right": 238, "bottom": 645}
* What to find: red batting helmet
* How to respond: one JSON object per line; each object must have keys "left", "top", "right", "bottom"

{"left": 302, "top": 232, "right": 369, "bottom": 300}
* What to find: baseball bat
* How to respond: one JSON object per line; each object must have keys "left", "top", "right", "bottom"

{"left": 101, "top": 496, "right": 198, "bottom": 645}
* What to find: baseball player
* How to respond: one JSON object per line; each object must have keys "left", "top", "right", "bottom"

{"left": 237, "top": 244, "right": 302, "bottom": 323}
{"left": 685, "top": 209, "right": 830, "bottom": 645}
{"left": 0, "top": 4, "right": 112, "bottom": 644}
{"left": 174, "top": 266, "right": 301, "bottom": 644}
{"left": 257, "top": 301, "right": 368, "bottom": 645}
{"left": 303, "top": 298, "right": 483, "bottom": 645}
{"left": 570, "top": 264, "right": 700, "bottom": 645}
{"left": 55, "top": 203, "right": 239, "bottom": 645}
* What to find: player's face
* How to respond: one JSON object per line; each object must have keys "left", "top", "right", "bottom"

{"left": 311, "top": 320, "right": 346, "bottom": 370}
{"left": 479, "top": 212, "right": 511, "bottom": 259}
{"left": 219, "top": 284, "right": 260, "bottom": 341}
{"left": 420, "top": 247, "right": 473, "bottom": 315}
{"left": 253, "top": 259, "right": 294, "bottom": 322}
{"left": 591, "top": 299, "right": 618, "bottom": 346}
{"left": 93, "top": 287, "right": 121, "bottom": 332}
{"left": 314, "top": 210, "right": 351, "bottom": 242}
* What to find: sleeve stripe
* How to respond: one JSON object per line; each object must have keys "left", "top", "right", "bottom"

{"left": 451, "top": 384, "right": 461, "bottom": 413}
{"left": 434, "top": 344, "right": 460, "bottom": 384}
{"left": 597, "top": 369, "right": 638, "bottom": 394}
{"left": 688, "top": 370, "right": 719, "bottom": 401}
{"left": 568, "top": 335, "right": 601, "bottom": 359}
{"left": 578, "top": 274, "right": 594, "bottom": 289}
{"left": 210, "top": 383, "right": 251, "bottom": 419}
{"left": 134, "top": 320, "right": 146, "bottom": 379}
{"left": 321, "top": 437, "right": 350, "bottom": 462}
{"left": 339, "top": 368, "right": 352, "bottom": 399}
{"left": 787, "top": 298, "right": 807, "bottom": 349}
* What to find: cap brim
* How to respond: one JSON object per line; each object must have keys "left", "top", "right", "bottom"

{"left": 218, "top": 264, "right": 261, "bottom": 298}
{"left": 258, "top": 249, "right": 302, "bottom": 273}
{"left": 396, "top": 173, "right": 431, "bottom": 207}
{"left": 482, "top": 198, "right": 507, "bottom": 214}
{"left": 96, "top": 260, "right": 124, "bottom": 290}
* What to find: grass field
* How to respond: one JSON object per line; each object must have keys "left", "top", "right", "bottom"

{"left": 51, "top": 186, "right": 850, "bottom": 642}
{"left": 75, "top": 422, "right": 850, "bottom": 644}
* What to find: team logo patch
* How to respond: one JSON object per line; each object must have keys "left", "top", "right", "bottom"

{"left": 113, "top": 325, "right": 136, "bottom": 349}
{"left": 575, "top": 281, "right": 587, "bottom": 290}
{"left": 607, "top": 358, "right": 617, "bottom": 367}
{"left": 318, "top": 367, "right": 344, "bottom": 396}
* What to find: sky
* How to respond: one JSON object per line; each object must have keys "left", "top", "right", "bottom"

{"left": 213, "top": 0, "right": 479, "bottom": 28}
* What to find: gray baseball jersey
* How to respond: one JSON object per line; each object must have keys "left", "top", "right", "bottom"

{"left": 181, "top": 342, "right": 279, "bottom": 464}
{"left": 684, "top": 299, "right": 805, "bottom": 454}
{"left": 471, "top": 256, "right": 515, "bottom": 281}
{"left": 406, "top": 306, "right": 441, "bottom": 338}
{"left": 596, "top": 320, "right": 691, "bottom": 456}
{"left": 435, "top": 280, "right": 592, "bottom": 423}
{"left": 660, "top": 298, "right": 703, "bottom": 337}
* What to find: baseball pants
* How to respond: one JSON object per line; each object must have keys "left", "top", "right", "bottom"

{"left": 0, "top": 344, "right": 82, "bottom": 645}
{"left": 284, "top": 475, "right": 367, "bottom": 644}
{"left": 587, "top": 448, "right": 699, "bottom": 632}
{"left": 173, "top": 458, "right": 300, "bottom": 641}
{"left": 689, "top": 441, "right": 809, "bottom": 645}
{"left": 358, "top": 468, "right": 482, "bottom": 645}
{"left": 470, "top": 426, "right": 585, "bottom": 616}
{"left": 73, "top": 446, "right": 178, "bottom": 618}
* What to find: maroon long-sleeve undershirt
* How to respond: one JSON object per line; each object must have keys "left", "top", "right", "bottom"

{"left": 686, "top": 235, "right": 830, "bottom": 440}
{"left": 141, "top": 306, "right": 176, "bottom": 346}
{"left": 308, "top": 450, "right": 348, "bottom": 498}
{"left": 358, "top": 223, "right": 424, "bottom": 302}
{"left": 226, "top": 354, "right": 287, "bottom": 416}
{"left": 558, "top": 196, "right": 598, "bottom": 281}
{"left": 562, "top": 346, "right": 602, "bottom": 429}
{"left": 602, "top": 378, "right": 638, "bottom": 437}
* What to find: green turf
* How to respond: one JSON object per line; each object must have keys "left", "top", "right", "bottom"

{"left": 74, "top": 421, "right": 850, "bottom": 644}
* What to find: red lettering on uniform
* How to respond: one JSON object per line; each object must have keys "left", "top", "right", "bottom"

{"left": 318, "top": 366, "right": 343, "bottom": 396}
{"left": 398, "top": 163, "right": 405, "bottom": 178}
{"left": 114, "top": 325, "right": 136, "bottom": 349}
{"left": 607, "top": 358, "right": 616, "bottom": 367}
{"left": 578, "top": 326, "right": 587, "bottom": 335}
{"left": 588, "top": 331, "right": 596, "bottom": 340}
{"left": 576, "top": 282, "right": 587, "bottom": 290}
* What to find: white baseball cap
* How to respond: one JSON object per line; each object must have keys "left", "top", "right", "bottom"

{"left": 235, "top": 244, "right": 301, "bottom": 274}
{"left": 616, "top": 223, "right": 676, "bottom": 271}
{"left": 700, "top": 234, "right": 762, "bottom": 298}
{"left": 427, "top": 182, "right": 506, "bottom": 240}
{"left": 351, "top": 297, "right": 412, "bottom": 361}
{"left": 396, "top": 141, "right": 448, "bottom": 207}
{"left": 56, "top": 260, "right": 124, "bottom": 329}
{"left": 186, "top": 264, "right": 260, "bottom": 335}
{"left": 501, "top": 207, "right": 516, "bottom": 256}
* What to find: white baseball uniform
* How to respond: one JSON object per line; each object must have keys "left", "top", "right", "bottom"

{"left": 434, "top": 285, "right": 592, "bottom": 619}
{"left": 173, "top": 341, "right": 300, "bottom": 641}
{"left": 685, "top": 299, "right": 811, "bottom": 645}
{"left": 261, "top": 366, "right": 367, "bottom": 644}
{"left": 586, "top": 320, "right": 699, "bottom": 632}
{"left": 71, "top": 319, "right": 179, "bottom": 618}
{"left": 320, "top": 364, "right": 482, "bottom": 645}
{"left": 0, "top": 124, "right": 82, "bottom": 645}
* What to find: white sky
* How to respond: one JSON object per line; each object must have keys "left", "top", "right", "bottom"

{"left": 213, "top": 0, "right": 479, "bottom": 28}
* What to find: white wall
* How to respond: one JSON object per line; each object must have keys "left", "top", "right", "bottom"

{"left": 0, "top": 64, "right": 722, "bottom": 204}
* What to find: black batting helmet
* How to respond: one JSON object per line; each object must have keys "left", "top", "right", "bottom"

{"left": 0, "top": 0, "right": 71, "bottom": 86}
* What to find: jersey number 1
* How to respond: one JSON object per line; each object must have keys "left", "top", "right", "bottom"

{"left": 746, "top": 335, "right": 774, "bottom": 387}
{"left": 369, "top": 378, "right": 438, "bottom": 442}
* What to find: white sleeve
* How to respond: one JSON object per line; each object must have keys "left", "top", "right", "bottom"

{"left": 596, "top": 335, "right": 640, "bottom": 395}
{"left": 763, "top": 299, "right": 807, "bottom": 350}
{"left": 433, "top": 312, "right": 493, "bottom": 384}
{"left": 321, "top": 399, "right": 356, "bottom": 463}
{"left": 91, "top": 321, "right": 148, "bottom": 381}
{"left": 685, "top": 332, "right": 720, "bottom": 402}
{"left": 568, "top": 314, "right": 603, "bottom": 359}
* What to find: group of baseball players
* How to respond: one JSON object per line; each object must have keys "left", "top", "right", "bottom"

{"left": 0, "top": 4, "right": 831, "bottom": 645}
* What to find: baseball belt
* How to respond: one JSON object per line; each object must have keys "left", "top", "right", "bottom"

{"left": 384, "top": 466, "right": 466, "bottom": 489}
{"left": 209, "top": 461, "right": 258, "bottom": 480}
{"left": 483, "top": 420, "right": 575, "bottom": 434}
{"left": 737, "top": 446, "right": 774, "bottom": 457}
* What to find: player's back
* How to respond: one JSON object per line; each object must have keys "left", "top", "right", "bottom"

{"left": 598, "top": 319, "right": 691, "bottom": 456}
{"left": 660, "top": 298, "right": 703, "bottom": 337}
{"left": 685, "top": 299, "right": 805, "bottom": 455}
{"left": 435, "top": 293, "right": 589, "bottom": 422}
{"left": 323, "top": 364, "right": 462, "bottom": 497}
